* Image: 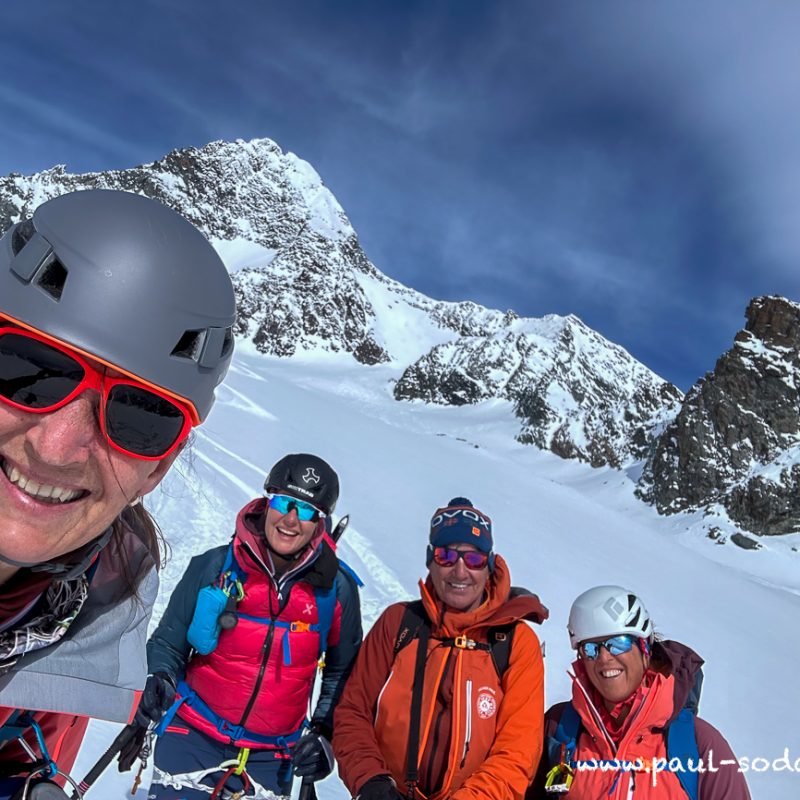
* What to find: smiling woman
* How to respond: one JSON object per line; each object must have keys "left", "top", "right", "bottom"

{"left": 141, "top": 452, "right": 363, "bottom": 799}
{"left": 0, "top": 188, "right": 236, "bottom": 798}
{"left": 529, "top": 585, "right": 752, "bottom": 800}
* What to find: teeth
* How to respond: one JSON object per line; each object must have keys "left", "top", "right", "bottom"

{"left": 601, "top": 669, "right": 623, "bottom": 678}
{"left": 4, "top": 464, "right": 82, "bottom": 504}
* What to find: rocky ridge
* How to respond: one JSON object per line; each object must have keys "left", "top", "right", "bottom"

{"left": 1, "top": 137, "right": 681, "bottom": 468}
{"left": 638, "top": 296, "right": 800, "bottom": 535}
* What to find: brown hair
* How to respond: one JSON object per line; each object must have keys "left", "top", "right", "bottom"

{"left": 110, "top": 502, "right": 169, "bottom": 602}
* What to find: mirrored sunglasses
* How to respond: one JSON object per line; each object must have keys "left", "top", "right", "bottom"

{"left": 432, "top": 546, "right": 489, "bottom": 570}
{"left": 0, "top": 326, "right": 194, "bottom": 461}
{"left": 267, "top": 493, "right": 322, "bottom": 522}
{"left": 580, "top": 634, "right": 639, "bottom": 661}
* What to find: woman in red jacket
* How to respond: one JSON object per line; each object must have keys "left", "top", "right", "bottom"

{"left": 530, "top": 585, "right": 751, "bottom": 800}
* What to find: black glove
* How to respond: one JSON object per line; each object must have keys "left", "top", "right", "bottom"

{"left": 292, "top": 731, "right": 335, "bottom": 780}
{"left": 117, "top": 724, "right": 149, "bottom": 773}
{"left": 356, "top": 776, "right": 404, "bottom": 800}
{"left": 133, "top": 671, "right": 176, "bottom": 728}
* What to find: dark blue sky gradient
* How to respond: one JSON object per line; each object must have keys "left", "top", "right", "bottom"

{"left": 2, "top": 0, "right": 799, "bottom": 389}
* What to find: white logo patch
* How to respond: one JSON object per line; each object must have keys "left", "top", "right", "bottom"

{"left": 303, "top": 602, "right": 314, "bottom": 616}
{"left": 476, "top": 691, "right": 497, "bottom": 719}
{"left": 302, "top": 468, "right": 321, "bottom": 485}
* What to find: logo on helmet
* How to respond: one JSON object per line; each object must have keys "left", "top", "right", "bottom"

{"left": 302, "top": 468, "right": 321, "bottom": 486}
{"left": 603, "top": 597, "right": 626, "bottom": 621}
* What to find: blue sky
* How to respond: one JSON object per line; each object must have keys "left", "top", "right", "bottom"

{"left": 2, "top": 1, "right": 799, "bottom": 390}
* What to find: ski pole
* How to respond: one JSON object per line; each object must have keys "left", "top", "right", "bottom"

{"left": 71, "top": 723, "right": 141, "bottom": 799}
{"left": 298, "top": 775, "right": 317, "bottom": 800}
{"left": 296, "top": 514, "right": 349, "bottom": 800}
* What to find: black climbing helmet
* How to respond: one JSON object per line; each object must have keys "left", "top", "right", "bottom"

{"left": 0, "top": 189, "right": 236, "bottom": 422}
{"left": 264, "top": 453, "right": 340, "bottom": 515}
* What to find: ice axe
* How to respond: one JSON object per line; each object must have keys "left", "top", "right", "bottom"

{"left": 69, "top": 722, "right": 147, "bottom": 799}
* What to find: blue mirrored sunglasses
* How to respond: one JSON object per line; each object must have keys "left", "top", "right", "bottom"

{"left": 579, "top": 634, "right": 638, "bottom": 660}
{"left": 267, "top": 493, "right": 322, "bottom": 522}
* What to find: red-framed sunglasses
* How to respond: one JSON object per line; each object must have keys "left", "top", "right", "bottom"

{"left": 431, "top": 546, "right": 490, "bottom": 570}
{"left": 0, "top": 324, "right": 197, "bottom": 461}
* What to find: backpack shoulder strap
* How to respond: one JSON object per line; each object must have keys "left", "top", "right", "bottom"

{"left": 404, "top": 611, "right": 431, "bottom": 797}
{"left": 546, "top": 701, "right": 582, "bottom": 769}
{"left": 336, "top": 558, "right": 364, "bottom": 588}
{"left": 666, "top": 708, "right": 700, "bottom": 800}
{"left": 488, "top": 624, "right": 516, "bottom": 679}
{"left": 0, "top": 709, "right": 28, "bottom": 744}
{"left": 314, "top": 577, "right": 338, "bottom": 656}
{"left": 394, "top": 600, "right": 428, "bottom": 656}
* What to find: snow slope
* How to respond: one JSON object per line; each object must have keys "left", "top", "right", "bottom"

{"left": 71, "top": 345, "right": 799, "bottom": 799}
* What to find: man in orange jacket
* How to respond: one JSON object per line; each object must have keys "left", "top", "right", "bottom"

{"left": 334, "top": 497, "right": 548, "bottom": 800}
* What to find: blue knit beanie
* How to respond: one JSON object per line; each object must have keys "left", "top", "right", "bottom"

{"left": 429, "top": 497, "right": 493, "bottom": 553}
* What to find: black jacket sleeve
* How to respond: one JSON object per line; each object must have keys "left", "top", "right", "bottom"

{"left": 311, "top": 563, "right": 363, "bottom": 734}
{"left": 146, "top": 545, "right": 228, "bottom": 682}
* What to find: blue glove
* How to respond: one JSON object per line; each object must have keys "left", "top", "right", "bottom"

{"left": 134, "top": 671, "right": 176, "bottom": 728}
{"left": 292, "top": 731, "right": 335, "bottom": 780}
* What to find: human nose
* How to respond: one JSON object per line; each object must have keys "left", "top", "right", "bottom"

{"left": 451, "top": 555, "right": 470, "bottom": 578}
{"left": 24, "top": 395, "right": 103, "bottom": 465}
{"left": 281, "top": 507, "right": 301, "bottom": 527}
{"left": 594, "top": 644, "right": 617, "bottom": 663}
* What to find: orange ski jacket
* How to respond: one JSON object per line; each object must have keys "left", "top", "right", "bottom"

{"left": 334, "top": 555, "right": 547, "bottom": 800}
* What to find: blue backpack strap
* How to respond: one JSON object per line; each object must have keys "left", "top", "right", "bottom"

{"left": 0, "top": 709, "right": 28, "bottom": 743}
{"left": 666, "top": 708, "right": 700, "bottom": 800}
{"left": 314, "top": 577, "right": 337, "bottom": 657}
{"left": 337, "top": 558, "right": 363, "bottom": 588}
{"left": 549, "top": 701, "right": 581, "bottom": 768}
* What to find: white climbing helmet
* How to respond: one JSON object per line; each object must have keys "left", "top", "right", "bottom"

{"left": 567, "top": 585, "right": 654, "bottom": 649}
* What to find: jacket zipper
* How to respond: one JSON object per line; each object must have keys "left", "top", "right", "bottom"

{"left": 374, "top": 670, "right": 394, "bottom": 726}
{"left": 239, "top": 616, "right": 276, "bottom": 727}
{"left": 460, "top": 679, "right": 473, "bottom": 767}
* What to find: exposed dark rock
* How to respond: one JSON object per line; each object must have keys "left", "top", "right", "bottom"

{"left": 395, "top": 317, "right": 682, "bottom": 467}
{"left": 638, "top": 296, "right": 800, "bottom": 535}
{"left": 730, "top": 533, "right": 762, "bottom": 550}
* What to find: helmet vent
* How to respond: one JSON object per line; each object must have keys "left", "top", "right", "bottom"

{"left": 171, "top": 329, "right": 206, "bottom": 362}
{"left": 221, "top": 327, "right": 234, "bottom": 358}
{"left": 11, "top": 220, "right": 35, "bottom": 255}
{"left": 35, "top": 257, "right": 68, "bottom": 300}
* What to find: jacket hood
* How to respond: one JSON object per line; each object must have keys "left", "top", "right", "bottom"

{"left": 420, "top": 553, "right": 548, "bottom": 636}
{"left": 650, "top": 639, "right": 705, "bottom": 723}
{"left": 233, "top": 497, "right": 338, "bottom": 589}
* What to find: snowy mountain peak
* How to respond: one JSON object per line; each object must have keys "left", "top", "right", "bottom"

{"left": 1, "top": 137, "right": 680, "bottom": 468}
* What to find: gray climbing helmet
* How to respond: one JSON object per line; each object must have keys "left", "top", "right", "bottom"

{"left": 0, "top": 189, "right": 236, "bottom": 421}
